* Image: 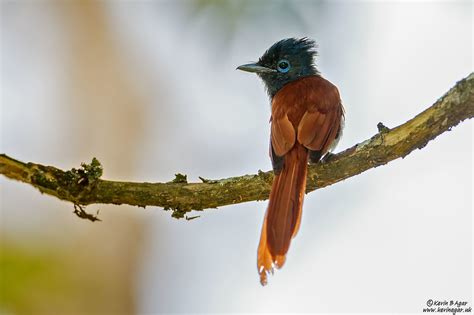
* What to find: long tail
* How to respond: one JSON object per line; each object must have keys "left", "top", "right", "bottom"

{"left": 257, "top": 143, "right": 308, "bottom": 285}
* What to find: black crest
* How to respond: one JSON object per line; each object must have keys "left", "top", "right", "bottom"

{"left": 257, "top": 38, "right": 319, "bottom": 97}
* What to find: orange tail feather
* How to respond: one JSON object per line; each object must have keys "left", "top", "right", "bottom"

{"left": 258, "top": 143, "right": 308, "bottom": 285}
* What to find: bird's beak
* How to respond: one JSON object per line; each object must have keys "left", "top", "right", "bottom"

{"left": 237, "top": 62, "right": 276, "bottom": 74}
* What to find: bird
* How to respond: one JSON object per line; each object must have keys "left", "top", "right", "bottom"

{"left": 237, "top": 38, "right": 344, "bottom": 285}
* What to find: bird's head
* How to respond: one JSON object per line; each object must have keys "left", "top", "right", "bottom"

{"left": 237, "top": 37, "right": 319, "bottom": 97}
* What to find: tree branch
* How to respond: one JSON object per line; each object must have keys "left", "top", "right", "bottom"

{"left": 1, "top": 73, "right": 473, "bottom": 219}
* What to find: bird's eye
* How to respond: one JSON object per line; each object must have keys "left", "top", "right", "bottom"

{"left": 277, "top": 59, "right": 290, "bottom": 73}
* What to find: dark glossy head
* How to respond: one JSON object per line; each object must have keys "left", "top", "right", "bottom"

{"left": 237, "top": 37, "right": 319, "bottom": 97}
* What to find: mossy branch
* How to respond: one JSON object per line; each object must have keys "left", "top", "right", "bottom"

{"left": 1, "top": 73, "right": 473, "bottom": 220}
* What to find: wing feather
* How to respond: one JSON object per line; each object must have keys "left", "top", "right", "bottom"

{"left": 271, "top": 114, "right": 296, "bottom": 156}
{"left": 297, "top": 111, "right": 326, "bottom": 147}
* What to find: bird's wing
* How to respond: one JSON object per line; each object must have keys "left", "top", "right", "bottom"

{"left": 271, "top": 113, "right": 296, "bottom": 156}
{"left": 297, "top": 109, "right": 341, "bottom": 152}
{"left": 297, "top": 80, "right": 343, "bottom": 153}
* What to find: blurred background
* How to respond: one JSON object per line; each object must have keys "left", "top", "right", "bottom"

{"left": 0, "top": 0, "right": 472, "bottom": 314}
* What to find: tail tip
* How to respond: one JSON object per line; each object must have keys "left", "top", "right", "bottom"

{"left": 258, "top": 254, "right": 287, "bottom": 285}
{"left": 259, "top": 272, "right": 268, "bottom": 286}
{"left": 258, "top": 265, "right": 271, "bottom": 286}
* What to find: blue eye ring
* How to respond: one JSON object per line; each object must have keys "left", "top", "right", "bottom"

{"left": 277, "top": 59, "right": 291, "bottom": 73}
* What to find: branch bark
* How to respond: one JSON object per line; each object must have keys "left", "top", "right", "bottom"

{"left": 1, "top": 73, "right": 473, "bottom": 219}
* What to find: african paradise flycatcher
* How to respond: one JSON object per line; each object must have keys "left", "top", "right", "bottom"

{"left": 237, "top": 38, "right": 344, "bottom": 285}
